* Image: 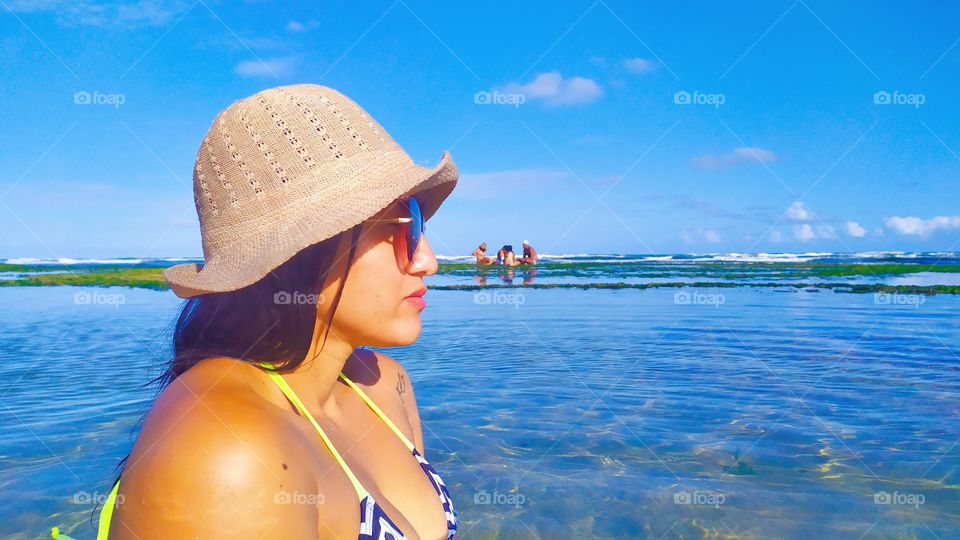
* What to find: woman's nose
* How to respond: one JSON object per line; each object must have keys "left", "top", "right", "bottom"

{"left": 408, "top": 234, "right": 438, "bottom": 276}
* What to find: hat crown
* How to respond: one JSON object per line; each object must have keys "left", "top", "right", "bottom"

{"left": 193, "top": 84, "right": 406, "bottom": 254}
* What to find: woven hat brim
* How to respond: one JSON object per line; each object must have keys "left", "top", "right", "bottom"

{"left": 162, "top": 150, "right": 457, "bottom": 298}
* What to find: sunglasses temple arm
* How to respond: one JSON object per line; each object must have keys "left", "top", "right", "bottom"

{"left": 365, "top": 217, "right": 413, "bottom": 224}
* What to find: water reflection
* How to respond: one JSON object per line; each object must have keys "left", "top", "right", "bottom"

{"left": 473, "top": 265, "right": 539, "bottom": 286}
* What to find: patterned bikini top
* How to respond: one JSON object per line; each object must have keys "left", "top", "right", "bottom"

{"left": 263, "top": 364, "right": 458, "bottom": 540}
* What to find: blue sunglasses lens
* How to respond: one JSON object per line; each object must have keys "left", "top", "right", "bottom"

{"left": 407, "top": 197, "right": 423, "bottom": 260}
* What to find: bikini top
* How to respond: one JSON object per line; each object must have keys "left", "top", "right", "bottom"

{"left": 94, "top": 365, "right": 457, "bottom": 540}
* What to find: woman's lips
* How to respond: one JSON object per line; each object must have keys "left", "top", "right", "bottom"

{"left": 405, "top": 287, "right": 427, "bottom": 310}
{"left": 405, "top": 296, "right": 426, "bottom": 309}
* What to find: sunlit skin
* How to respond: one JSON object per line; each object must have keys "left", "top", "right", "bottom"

{"left": 109, "top": 197, "right": 449, "bottom": 539}
{"left": 472, "top": 242, "right": 496, "bottom": 265}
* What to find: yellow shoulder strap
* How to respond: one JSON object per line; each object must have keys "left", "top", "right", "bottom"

{"left": 338, "top": 371, "right": 416, "bottom": 452}
{"left": 95, "top": 479, "right": 121, "bottom": 539}
{"left": 261, "top": 362, "right": 368, "bottom": 501}
{"left": 93, "top": 363, "right": 380, "bottom": 540}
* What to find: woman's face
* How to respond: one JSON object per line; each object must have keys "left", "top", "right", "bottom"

{"left": 319, "top": 198, "right": 438, "bottom": 348}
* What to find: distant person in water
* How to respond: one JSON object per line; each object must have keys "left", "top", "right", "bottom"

{"left": 519, "top": 240, "right": 538, "bottom": 264}
{"left": 472, "top": 242, "right": 496, "bottom": 265}
{"left": 503, "top": 245, "right": 522, "bottom": 266}
{"left": 496, "top": 245, "right": 509, "bottom": 264}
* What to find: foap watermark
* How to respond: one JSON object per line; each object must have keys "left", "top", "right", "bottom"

{"left": 72, "top": 490, "right": 123, "bottom": 506}
{"left": 74, "top": 90, "right": 126, "bottom": 108}
{"left": 474, "top": 488, "right": 527, "bottom": 508}
{"left": 673, "top": 489, "right": 726, "bottom": 508}
{"left": 674, "top": 90, "right": 725, "bottom": 108}
{"left": 874, "top": 490, "right": 924, "bottom": 508}
{"left": 74, "top": 291, "right": 125, "bottom": 307}
{"left": 473, "top": 90, "right": 526, "bottom": 108}
{"left": 874, "top": 292, "right": 925, "bottom": 308}
{"left": 273, "top": 290, "right": 325, "bottom": 305}
{"left": 473, "top": 290, "right": 526, "bottom": 308}
{"left": 674, "top": 290, "right": 725, "bottom": 308}
{"left": 274, "top": 490, "right": 325, "bottom": 507}
{"left": 873, "top": 91, "right": 925, "bottom": 108}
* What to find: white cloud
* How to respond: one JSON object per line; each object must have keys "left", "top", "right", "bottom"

{"left": 845, "top": 221, "right": 866, "bottom": 237}
{"left": 286, "top": 20, "right": 320, "bottom": 32}
{"left": 623, "top": 58, "right": 655, "bottom": 74}
{"left": 790, "top": 223, "right": 837, "bottom": 242}
{"left": 679, "top": 228, "right": 722, "bottom": 244}
{"left": 884, "top": 215, "right": 960, "bottom": 237}
{"left": 234, "top": 56, "right": 298, "bottom": 78}
{"left": 691, "top": 147, "right": 777, "bottom": 169}
{"left": 793, "top": 224, "right": 816, "bottom": 242}
{"left": 786, "top": 201, "right": 812, "bottom": 221}
{"left": 456, "top": 169, "right": 570, "bottom": 200}
{"left": 502, "top": 72, "right": 603, "bottom": 107}
{"left": 769, "top": 230, "right": 783, "bottom": 242}
{"left": 6, "top": 0, "right": 191, "bottom": 28}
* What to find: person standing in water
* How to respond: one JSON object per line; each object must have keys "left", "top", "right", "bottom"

{"left": 472, "top": 242, "right": 497, "bottom": 265}
{"left": 519, "top": 240, "right": 538, "bottom": 264}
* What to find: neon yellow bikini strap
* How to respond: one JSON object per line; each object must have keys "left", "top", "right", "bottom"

{"left": 95, "top": 479, "right": 121, "bottom": 540}
{"left": 260, "top": 362, "right": 369, "bottom": 501}
{"left": 338, "top": 371, "right": 416, "bottom": 453}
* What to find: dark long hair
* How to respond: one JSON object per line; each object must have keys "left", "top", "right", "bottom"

{"left": 105, "top": 224, "right": 364, "bottom": 510}
{"left": 162, "top": 223, "right": 363, "bottom": 384}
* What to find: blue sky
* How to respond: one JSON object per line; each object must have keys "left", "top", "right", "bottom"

{"left": 1, "top": 0, "right": 958, "bottom": 258}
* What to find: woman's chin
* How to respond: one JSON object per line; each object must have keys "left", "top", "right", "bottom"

{"left": 396, "top": 319, "right": 423, "bottom": 346}
{"left": 367, "top": 320, "right": 422, "bottom": 347}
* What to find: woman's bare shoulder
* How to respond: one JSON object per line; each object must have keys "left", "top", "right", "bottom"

{"left": 131, "top": 358, "right": 291, "bottom": 450}
{"left": 343, "top": 349, "right": 424, "bottom": 451}
{"left": 109, "top": 358, "right": 319, "bottom": 537}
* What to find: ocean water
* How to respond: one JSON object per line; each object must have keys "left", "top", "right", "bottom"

{"left": 5, "top": 251, "right": 960, "bottom": 289}
{"left": 1, "top": 260, "right": 959, "bottom": 538}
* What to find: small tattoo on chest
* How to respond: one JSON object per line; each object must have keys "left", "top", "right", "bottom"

{"left": 396, "top": 373, "right": 407, "bottom": 402}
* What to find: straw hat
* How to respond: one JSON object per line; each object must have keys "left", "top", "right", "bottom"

{"left": 163, "top": 84, "right": 458, "bottom": 298}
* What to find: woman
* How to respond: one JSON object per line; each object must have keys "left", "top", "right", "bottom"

{"left": 471, "top": 242, "right": 496, "bottom": 265}
{"left": 502, "top": 245, "right": 522, "bottom": 267}
{"left": 99, "top": 85, "right": 459, "bottom": 539}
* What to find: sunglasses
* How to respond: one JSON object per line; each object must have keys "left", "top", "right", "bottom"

{"left": 366, "top": 196, "right": 424, "bottom": 260}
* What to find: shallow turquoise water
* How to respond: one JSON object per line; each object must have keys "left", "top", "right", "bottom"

{"left": 1, "top": 285, "right": 958, "bottom": 539}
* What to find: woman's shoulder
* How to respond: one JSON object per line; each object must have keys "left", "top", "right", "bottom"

{"left": 110, "top": 358, "right": 320, "bottom": 536}
{"left": 343, "top": 349, "right": 424, "bottom": 450}
{"left": 136, "top": 358, "right": 290, "bottom": 444}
